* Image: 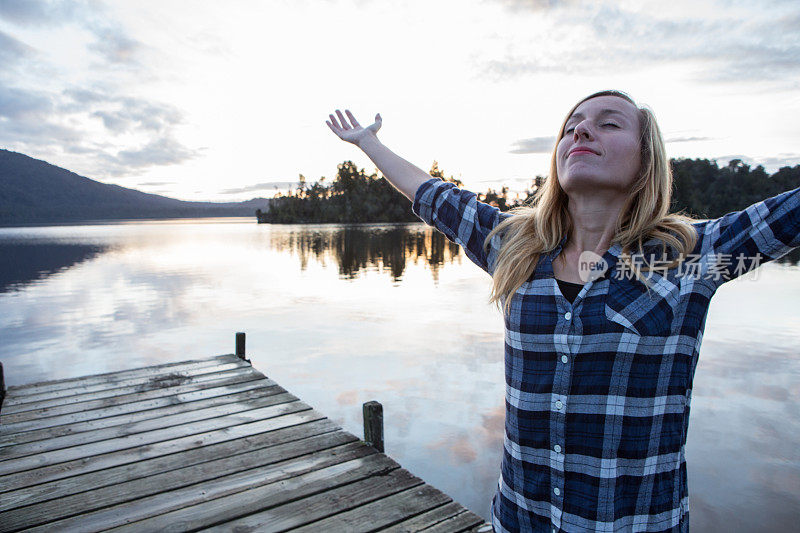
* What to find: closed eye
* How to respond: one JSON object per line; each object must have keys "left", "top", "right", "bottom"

{"left": 602, "top": 123, "right": 619, "bottom": 128}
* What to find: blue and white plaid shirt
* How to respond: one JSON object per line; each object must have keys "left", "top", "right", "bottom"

{"left": 412, "top": 177, "right": 800, "bottom": 532}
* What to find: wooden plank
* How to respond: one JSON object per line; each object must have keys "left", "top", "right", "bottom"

{"left": 0, "top": 400, "right": 315, "bottom": 481}
{"left": 0, "top": 390, "right": 298, "bottom": 460}
{"left": 6, "top": 354, "right": 239, "bottom": 396}
{"left": 26, "top": 447, "right": 397, "bottom": 533}
{"left": 0, "top": 417, "right": 341, "bottom": 511}
{"left": 0, "top": 378, "right": 281, "bottom": 441}
{"left": 104, "top": 453, "right": 403, "bottom": 533}
{"left": 198, "top": 465, "right": 423, "bottom": 533}
{"left": 414, "top": 510, "right": 488, "bottom": 532}
{"left": 0, "top": 431, "right": 363, "bottom": 531}
{"left": 381, "top": 502, "right": 476, "bottom": 532}
{"left": 0, "top": 409, "right": 326, "bottom": 492}
{"left": 288, "top": 483, "right": 453, "bottom": 532}
{"left": 465, "top": 523, "right": 496, "bottom": 533}
{"left": 2, "top": 359, "right": 250, "bottom": 407}
{"left": 2, "top": 362, "right": 252, "bottom": 413}
{"left": 0, "top": 369, "right": 266, "bottom": 424}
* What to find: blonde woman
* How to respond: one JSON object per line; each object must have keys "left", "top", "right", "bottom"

{"left": 326, "top": 91, "right": 800, "bottom": 532}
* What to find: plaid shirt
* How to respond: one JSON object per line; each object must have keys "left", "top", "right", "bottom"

{"left": 412, "top": 178, "right": 800, "bottom": 533}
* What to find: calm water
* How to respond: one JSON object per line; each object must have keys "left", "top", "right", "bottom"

{"left": 1, "top": 218, "right": 799, "bottom": 531}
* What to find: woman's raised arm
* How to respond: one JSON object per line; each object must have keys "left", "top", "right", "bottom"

{"left": 326, "top": 109, "right": 432, "bottom": 202}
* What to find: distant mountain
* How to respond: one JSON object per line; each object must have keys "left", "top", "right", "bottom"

{"left": 0, "top": 149, "right": 271, "bottom": 225}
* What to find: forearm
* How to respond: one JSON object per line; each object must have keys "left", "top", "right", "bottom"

{"left": 357, "top": 133, "right": 433, "bottom": 202}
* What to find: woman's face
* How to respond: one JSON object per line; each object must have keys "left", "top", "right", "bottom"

{"left": 555, "top": 95, "right": 642, "bottom": 196}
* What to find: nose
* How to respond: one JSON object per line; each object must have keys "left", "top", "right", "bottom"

{"left": 573, "top": 120, "right": 593, "bottom": 141}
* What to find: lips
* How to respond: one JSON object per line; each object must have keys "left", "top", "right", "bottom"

{"left": 568, "top": 146, "right": 599, "bottom": 157}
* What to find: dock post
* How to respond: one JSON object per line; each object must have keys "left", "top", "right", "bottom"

{"left": 363, "top": 400, "right": 384, "bottom": 452}
{"left": 235, "top": 332, "right": 248, "bottom": 363}
{"left": 0, "top": 361, "right": 5, "bottom": 414}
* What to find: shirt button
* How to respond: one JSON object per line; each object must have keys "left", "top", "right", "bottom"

{"left": 555, "top": 400, "right": 563, "bottom": 409}
{"left": 564, "top": 311, "right": 572, "bottom": 320}
{"left": 554, "top": 444, "right": 561, "bottom": 453}
{"left": 554, "top": 487, "right": 561, "bottom": 496}
{"left": 561, "top": 355, "right": 568, "bottom": 363}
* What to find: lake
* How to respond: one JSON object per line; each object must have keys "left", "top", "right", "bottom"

{"left": 1, "top": 217, "right": 798, "bottom": 531}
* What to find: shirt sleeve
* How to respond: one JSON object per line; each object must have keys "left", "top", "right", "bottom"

{"left": 412, "top": 177, "right": 512, "bottom": 275}
{"left": 692, "top": 186, "right": 800, "bottom": 287}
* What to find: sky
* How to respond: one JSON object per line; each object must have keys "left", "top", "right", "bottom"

{"left": 1, "top": 0, "right": 799, "bottom": 202}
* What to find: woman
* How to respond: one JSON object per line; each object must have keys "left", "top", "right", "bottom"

{"left": 326, "top": 91, "right": 800, "bottom": 532}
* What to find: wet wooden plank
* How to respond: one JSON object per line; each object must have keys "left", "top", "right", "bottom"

{"left": 0, "top": 433, "right": 363, "bottom": 531}
{"left": 2, "top": 363, "right": 253, "bottom": 414}
{"left": 0, "top": 379, "right": 282, "bottom": 445}
{"left": 381, "top": 502, "right": 479, "bottom": 532}
{"left": 0, "top": 391, "right": 298, "bottom": 460}
{"left": 27, "top": 449, "right": 397, "bottom": 533}
{"left": 0, "top": 408, "right": 324, "bottom": 491}
{"left": 0, "top": 369, "right": 265, "bottom": 424}
{"left": 413, "top": 510, "right": 489, "bottom": 532}
{"left": 289, "top": 483, "right": 453, "bottom": 532}
{"left": 5, "top": 354, "right": 240, "bottom": 397}
{"left": 0, "top": 399, "right": 311, "bottom": 476}
{"left": 0, "top": 417, "right": 341, "bottom": 512}
{"left": 187, "top": 461, "right": 418, "bottom": 533}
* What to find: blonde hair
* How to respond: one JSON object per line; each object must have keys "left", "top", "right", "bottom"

{"left": 487, "top": 90, "right": 697, "bottom": 314}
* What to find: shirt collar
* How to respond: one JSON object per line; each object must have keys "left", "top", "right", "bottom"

{"left": 537, "top": 237, "right": 624, "bottom": 282}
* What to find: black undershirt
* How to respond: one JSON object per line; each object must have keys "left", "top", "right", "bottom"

{"left": 556, "top": 278, "right": 584, "bottom": 303}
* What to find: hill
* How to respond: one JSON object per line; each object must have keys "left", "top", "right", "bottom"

{"left": 0, "top": 149, "right": 269, "bottom": 225}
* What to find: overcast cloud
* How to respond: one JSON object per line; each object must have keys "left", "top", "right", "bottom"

{"left": 0, "top": 0, "right": 798, "bottom": 200}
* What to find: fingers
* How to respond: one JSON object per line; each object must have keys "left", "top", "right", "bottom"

{"left": 335, "top": 109, "right": 350, "bottom": 130}
{"left": 326, "top": 109, "right": 376, "bottom": 137}
{"left": 345, "top": 109, "right": 361, "bottom": 128}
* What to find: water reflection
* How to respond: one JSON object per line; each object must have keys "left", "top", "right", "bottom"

{"left": 1, "top": 242, "right": 107, "bottom": 292}
{"left": 267, "top": 224, "right": 462, "bottom": 282}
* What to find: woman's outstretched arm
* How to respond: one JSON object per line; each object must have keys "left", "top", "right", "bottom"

{"left": 326, "top": 109, "right": 432, "bottom": 202}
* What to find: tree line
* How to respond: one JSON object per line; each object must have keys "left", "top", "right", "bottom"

{"left": 257, "top": 158, "right": 800, "bottom": 224}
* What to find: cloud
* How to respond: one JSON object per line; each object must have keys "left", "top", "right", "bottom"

{"left": 665, "top": 135, "right": 713, "bottom": 143}
{"left": 715, "top": 153, "right": 800, "bottom": 171}
{"left": 0, "top": 78, "right": 200, "bottom": 177}
{"left": 107, "top": 135, "right": 201, "bottom": 171}
{"left": 0, "top": 0, "right": 66, "bottom": 25}
{"left": 89, "top": 97, "right": 185, "bottom": 134}
{"left": 509, "top": 135, "right": 555, "bottom": 154}
{"left": 219, "top": 182, "right": 300, "bottom": 194}
{"left": 0, "top": 29, "right": 36, "bottom": 72}
{"left": 475, "top": 2, "right": 800, "bottom": 88}
{"left": 138, "top": 181, "right": 176, "bottom": 187}
{"left": 86, "top": 26, "right": 143, "bottom": 66}
{"left": 492, "top": 0, "right": 576, "bottom": 12}
{"left": 0, "top": 1, "right": 145, "bottom": 69}
{"left": 0, "top": 84, "right": 52, "bottom": 119}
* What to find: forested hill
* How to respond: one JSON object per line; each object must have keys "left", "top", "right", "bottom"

{"left": 259, "top": 158, "right": 800, "bottom": 224}
{"left": 0, "top": 149, "right": 269, "bottom": 225}
{"left": 670, "top": 158, "right": 800, "bottom": 218}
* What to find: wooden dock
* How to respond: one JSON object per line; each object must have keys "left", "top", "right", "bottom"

{"left": 0, "top": 342, "right": 492, "bottom": 532}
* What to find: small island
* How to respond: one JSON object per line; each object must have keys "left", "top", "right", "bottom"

{"left": 258, "top": 158, "right": 800, "bottom": 223}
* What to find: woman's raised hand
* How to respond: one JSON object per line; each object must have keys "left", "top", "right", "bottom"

{"left": 326, "top": 109, "right": 381, "bottom": 147}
